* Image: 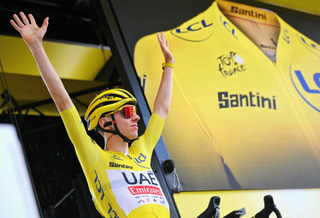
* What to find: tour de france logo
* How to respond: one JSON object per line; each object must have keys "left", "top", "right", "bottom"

{"left": 290, "top": 64, "right": 320, "bottom": 112}
{"left": 218, "top": 51, "right": 247, "bottom": 78}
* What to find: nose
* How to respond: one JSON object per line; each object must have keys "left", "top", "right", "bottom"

{"left": 132, "top": 113, "right": 140, "bottom": 122}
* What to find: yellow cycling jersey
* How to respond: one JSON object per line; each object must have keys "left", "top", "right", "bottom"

{"left": 60, "top": 106, "right": 169, "bottom": 218}
{"left": 134, "top": 0, "right": 320, "bottom": 190}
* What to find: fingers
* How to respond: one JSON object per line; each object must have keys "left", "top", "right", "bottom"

{"left": 41, "top": 17, "right": 49, "bottom": 31}
{"left": 12, "top": 13, "right": 25, "bottom": 29}
{"left": 11, "top": 12, "right": 38, "bottom": 28}
{"left": 157, "top": 32, "right": 169, "bottom": 48}
{"left": 158, "top": 31, "right": 171, "bottom": 53}
{"left": 157, "top": 32, "right": 164, "bottom": 45}
{"left": 160, "top": 32, "right": 169, "bottom": 49}
{"left": 161, "top": 32, "right": 166, "bottom": 44}
{"left": 156, "top": 32, "right": 174, "bottom": 63}
{"left": 11, "top": 12, "right": 44, "bottom": 33}
{"left": 10, "top": 19, "right": 20, "bottom": 31}
{"left": 157, "top": 32, "right": 161, "bottom": 42}
{"left": 28, "top": 13, "right": 36, "bottom": 25}
{"left": 19, "top": 12, "right": 30, "bottom": 25}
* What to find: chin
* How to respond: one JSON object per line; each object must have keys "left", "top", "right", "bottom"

{"left": 129, "top": 134, "right": 138, "bottom": 140}
{"left": 131, "top": 135, "right": 138, "bottom": 140}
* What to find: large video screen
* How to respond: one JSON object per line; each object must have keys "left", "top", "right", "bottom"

{"left": 111, "top": 0, "right": 320, "bottom": 190}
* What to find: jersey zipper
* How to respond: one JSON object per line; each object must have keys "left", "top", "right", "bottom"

{"left": 153, "top": 207, "right": 158, "bottom": 217}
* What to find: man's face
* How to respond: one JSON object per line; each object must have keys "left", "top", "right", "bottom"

{"left": 107, "top": 111, "right": 140, "bottom": 140}
{"left": 115, "top": 111, "right": 140, "bottom": 139}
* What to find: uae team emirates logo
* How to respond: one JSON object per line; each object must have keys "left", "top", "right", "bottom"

{"left": 106, "top": 169, "right": 168, "bottom": 216}
{"left": 121, "top": 170, "right": 164, "bottom": 196}
{"left": 128, "top": 186, "right": 163, "bottom": 196}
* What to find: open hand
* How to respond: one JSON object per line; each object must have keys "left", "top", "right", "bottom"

{"left": 157, "top": 32, "right": 175, "bottom": 64}
{"left": 10, "top": 12, "right": 48, "bottom": 46}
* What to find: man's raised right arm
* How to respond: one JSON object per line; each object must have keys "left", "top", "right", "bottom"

{"left": 10, "top": 12, "right": 73, "bottom": 112}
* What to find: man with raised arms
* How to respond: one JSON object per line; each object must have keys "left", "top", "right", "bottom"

{"left": 11, "top": 12, "right": 174, "bottom": 218}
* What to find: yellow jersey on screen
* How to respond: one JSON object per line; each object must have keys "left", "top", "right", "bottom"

{"left": 134, "top": 0, "right": 320, "bottom": 190}
{"left": 60, "top": 106, "right": 170, "bottom": 218}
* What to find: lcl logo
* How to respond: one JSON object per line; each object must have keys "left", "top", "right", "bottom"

{"left": 220, "top": 15, "right": 238, "bottom": 39}
{"left": 291, "top": 67, "right": 320, "bottom": 112}
{"left": 171, "top": 19, "right": 213, "bottom": 42}
{"left": 175, "top": 19, "right": 212, "bottom": 33}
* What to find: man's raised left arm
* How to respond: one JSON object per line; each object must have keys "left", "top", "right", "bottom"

{"left": 153, "top": 32, "right": 174, "bottom": 121}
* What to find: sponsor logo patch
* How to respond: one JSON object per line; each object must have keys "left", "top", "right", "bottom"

{"left": 290, "top": 65, "right": 320, "bottom": 112}
{"left": 109, "top": 162, "right": 133, "bottom": 169}
{"left": 230, "top": 6, "right": 267, "bottom": 20}
{"left": 171, "top": 19, "right": 214, "bottom": 42}
{"left": 218, "top": 91, "right": 277, "bottom": 110}
{"left": 113, "top": 155, "right": 123, "bottom": 161}
{"left": 128, "top": 186, "right": 163, "bottom": 196}
{"left": 218, "top": 52, "right": 246, "bottom": 78}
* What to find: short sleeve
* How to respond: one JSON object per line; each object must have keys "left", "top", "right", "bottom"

{"left": 130, "top": 113, "right": 165, "bottom": 157}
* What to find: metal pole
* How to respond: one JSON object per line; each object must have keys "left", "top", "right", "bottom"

{"left": 53, "top": 188, "right": 75, "bottom": 209}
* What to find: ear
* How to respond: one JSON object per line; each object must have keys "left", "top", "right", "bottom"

{"left": 99, "top": 117, "right": 112, "bottom": 130}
